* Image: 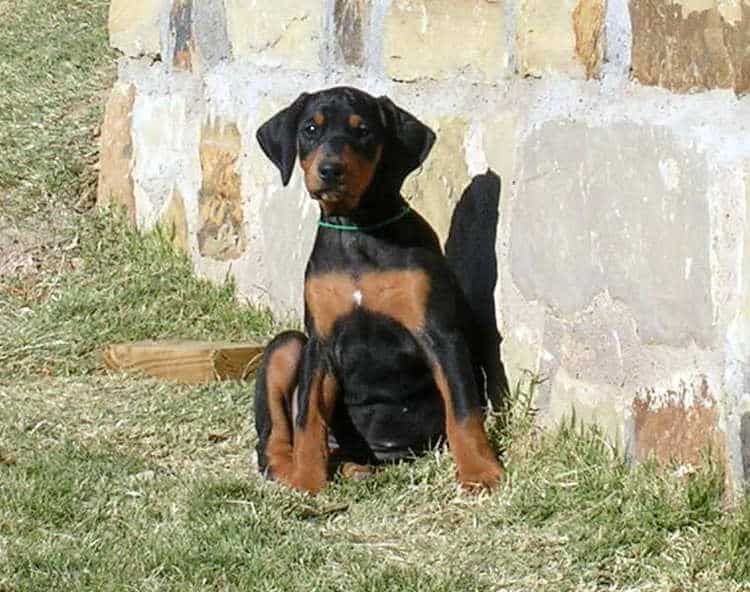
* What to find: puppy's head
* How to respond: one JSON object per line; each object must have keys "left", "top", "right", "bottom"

{"left": 257, "top": 87, "right": 435, "bottom": 215}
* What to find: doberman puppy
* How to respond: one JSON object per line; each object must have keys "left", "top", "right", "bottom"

{"left": 253, "top": 87, "right": 504, "bottom": 494}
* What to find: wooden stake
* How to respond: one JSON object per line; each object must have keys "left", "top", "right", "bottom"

{"left": 103, "top": 340, "right": 265, "bottom": 384}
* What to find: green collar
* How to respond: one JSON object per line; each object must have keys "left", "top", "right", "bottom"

{"left": 317, "top": 205, "right": 412, "bottom": 232}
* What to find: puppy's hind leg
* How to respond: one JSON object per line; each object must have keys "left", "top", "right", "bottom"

{"left": 254, "top": 331, "right": 307, "bottom": 482}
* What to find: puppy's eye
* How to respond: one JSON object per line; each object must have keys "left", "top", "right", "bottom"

{"left": 303, "top": 123, "right": 319, "bottom": 136}
{"left": 355, "top": 124, "right": 370, "bottom": 138}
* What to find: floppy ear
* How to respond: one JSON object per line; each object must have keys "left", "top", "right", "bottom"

{"left": 256, "top": 93, "right": 310, "bottom": 186}
{"left": 378, "top": 96, "right": 436, "bottom": 182}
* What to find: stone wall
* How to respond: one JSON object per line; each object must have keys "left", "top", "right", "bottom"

{"left": 98, "top": 0, "right": 750, "bottom": 488}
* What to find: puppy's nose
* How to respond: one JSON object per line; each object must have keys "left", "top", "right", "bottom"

{"left": 318, "top": 161, "right": 344, "bottom": 184}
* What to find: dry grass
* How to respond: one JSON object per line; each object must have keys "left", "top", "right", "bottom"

{"left": 2, "top": 375, "right": 750, "bottom": 591}
{"left": 0, "top": 0, "right": 113, "bottom": 282}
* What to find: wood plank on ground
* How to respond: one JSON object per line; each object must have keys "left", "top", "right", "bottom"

{"left": 103, "top": 340, "right": 265, "bottom": 384}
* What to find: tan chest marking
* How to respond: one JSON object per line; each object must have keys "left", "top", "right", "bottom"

{"left": 304, "top": 270, "right": 431, "bottom": 337}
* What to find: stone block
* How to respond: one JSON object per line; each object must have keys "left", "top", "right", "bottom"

{"left": 558, "top": 304, "right": 621, "bottom": 387}
{"left": 573, "top": 0, "right": 607, "bottom": 78}
{"left": 334, "top": 0, "right": 368, "bottom": 68}
{"left": 220, "top": 96, "right": 318, "bottom": 318}
{"left": 224, "top": 0, "right": 321, "bottom": 71}
{"left": 197, "top": 119, "right": 247, "bottom": 261}
{"left": 547, "top": 368, "right": 627, "bottom": 451}
{"left": 517, "top": 0, "right": 606, "bottom": 79}
{"left": 741, "top": 412, "right": 750, "bottom": 481}
{"left": 630, "top": 0, "right": 750, "bottom": 94}
{"left": 170, "top": 0, "right": 194, "bottom": 71}
{"left": 501, "top": 325, "right": 544, "bottom": 385}
{"left": 109, "top": 0, "right": 163, "bottom": 57}
{"left": 633, "top": 376, "right": 724, "bottom": 465}
{"left": 130, "top": 93, "right": 194, "bottom": 229}
{"left": 168, "top": 0, "right": 232, "bottom": 71}
{"left": 404, "top": 117, "right": 471, "bottom": 246}
{"left": 383, "top": 0, "right": 508, "bottom": 82}
{"left": 509, "top": 121, "right": 713, "bottom": 348}
{"left": 496, "top": 258, "right": 549, "bottom": 384}
{"left": 97, "top": 83, "right": 136, "bottom": 223}
{"left": 160, "top": 189, "right": 189, "bottom": 253}
{"left": 729, "top": 163, "right": 750, "bottom": 360}
{"left": 483, "top": 111, "right": 518, "bottom": 190}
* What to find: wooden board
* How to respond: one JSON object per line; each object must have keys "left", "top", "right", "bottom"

{"left": 103, "top": 340, "right": 266, "bottom": 384}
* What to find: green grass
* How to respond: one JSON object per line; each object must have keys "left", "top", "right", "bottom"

{"left": 2, "top": 0, "right": 750, "bottom": 590}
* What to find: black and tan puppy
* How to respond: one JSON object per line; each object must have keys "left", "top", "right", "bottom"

{"left": 253, "top": 87, "right": 504, "bottom": 494}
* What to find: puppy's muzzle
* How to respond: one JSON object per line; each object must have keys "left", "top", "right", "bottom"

{"left": 313, "top": 158, "right": 348, "bottom": 203}
{"left": 318, "top": 160, "right": 344, "bottom": 186}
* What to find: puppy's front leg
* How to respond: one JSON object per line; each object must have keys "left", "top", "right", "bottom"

{"left": 423, "top": 331, "right": 504, "bottom": 491}
{"left": 290, "top": 344, "right": 338, "bottom": 494}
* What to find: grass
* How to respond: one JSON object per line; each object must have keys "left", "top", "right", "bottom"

{"left": 0, "top": 0, "right": 113, "bottom": 221}
{"left": 2, "top": 0, "right": 750, "bottom": 590}
{"left": 2, "top": 377, "right": 750, "bottom": 591}
{"left": 0, "top": 211, "right": 275, "bottom": 379}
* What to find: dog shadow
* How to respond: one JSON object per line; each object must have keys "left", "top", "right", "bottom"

{"left": 445, "top": 170, "right": 509, "bottom": 411}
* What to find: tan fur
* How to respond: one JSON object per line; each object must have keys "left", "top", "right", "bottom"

{"left": 263, "top": 339, "right": 305, "bottom": 482}
{"left": 289, "top": 370, "right": 338, "bottom": 493}
{"left": 432, "top": 366, "right": 504, "bottom": 491}
{"left": 301, "top": 142, "right": 382, "bottom": 215}
{"left": 304, "top": 270, "right": 430, "bottom": 337}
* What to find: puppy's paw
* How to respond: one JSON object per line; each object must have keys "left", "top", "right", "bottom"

{"left": 458, "top": 459, "right": 505, "bottom": 492}
{"left": 289, "top": 468, "right": 328, "bottom": 495}
{"left": 340, "top": 462, "right": 374, "bottom": 480}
